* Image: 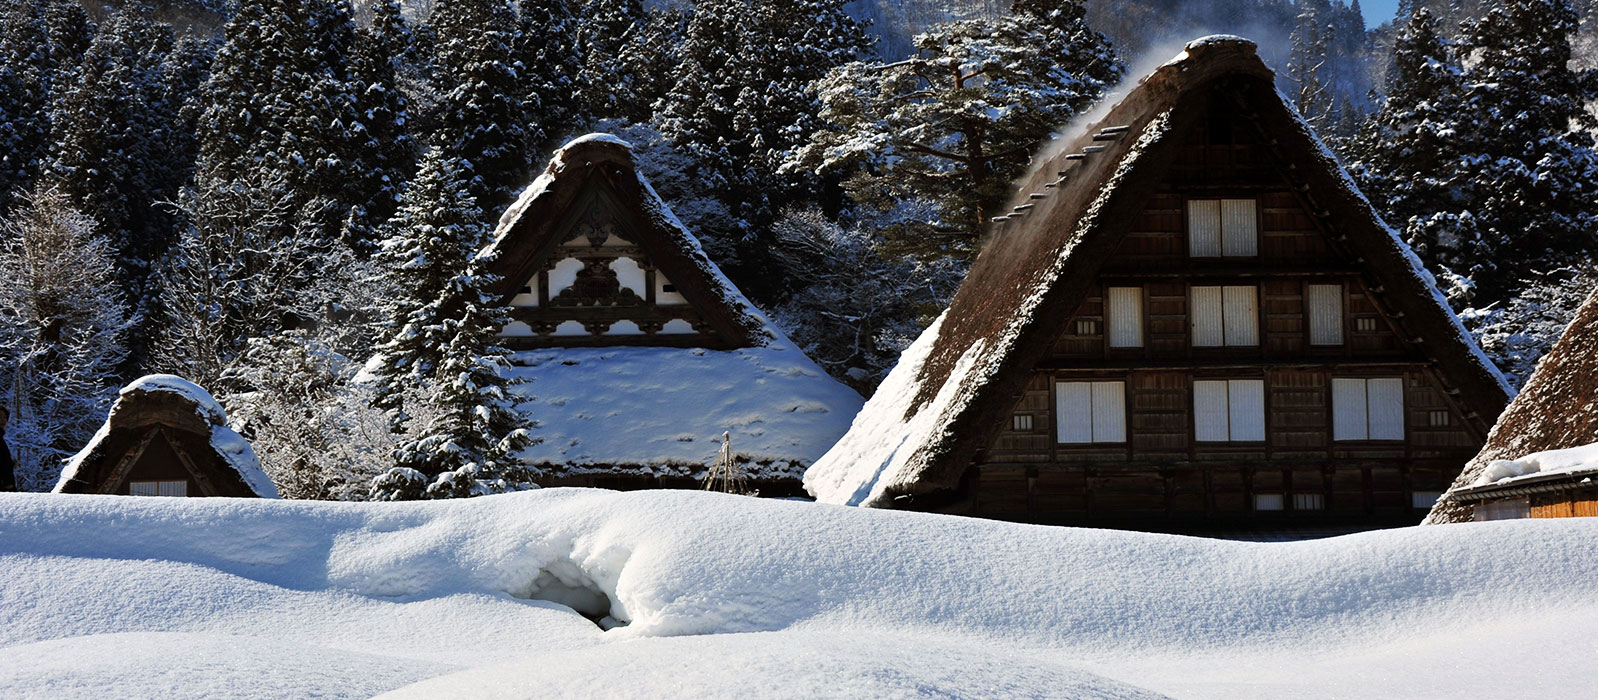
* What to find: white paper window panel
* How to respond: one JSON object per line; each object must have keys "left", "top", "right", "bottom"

{"left": 1193, "top": 380, "right": 1231, "bottom": 441}
{"left": 1190, "top": 286, "right": 1225, "bottom": 347}
{"left": 1106, "top": 287, "right": 1143, "bottom": 348}
{"left": 1227, "top": 379, "right": 1266, "bottom": 441}
{"left": 1187, "top": 200, "right": 1222, "bottom": 257}
{"left": 1255, "top": 493, "right": 1284, "bottom": 511}
{"left": 1055, "top": 381, "right": 1124, "bottom": 443}
{"left": 1306, "top": 284, "right": 1344, "bottom": 345}
{"left": 1367, "top": 378, "right": 1406, "bottom": 440}
{"left": 1411, "top": 491, "right": 1443, "bottom": 509}
{"left": 1221, "top": 286, "right": 1258, "bottom": 346}
{"left": 1091, "top": 381, "right": 1126, "bottom": 443}
{"left": 1220, "top": 199, "right": 1258, "bottom": 257}
{"left": 1474, "top": 498, "right": 1529, "bottom": 521}
{"left": 1331, "top": 378, "right": 1369, "bottom": 440}
{"left": 130, "top": 480, "right": 186, "bottom": 497}
{"left": 1056, "top": 382, "right": 1094, "bottom": 443}
{"left": 1293, "top": 493, "right": 1325, "bottom": 510}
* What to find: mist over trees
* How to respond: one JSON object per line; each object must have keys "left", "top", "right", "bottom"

{"left": 0, "top": 0, "right": 1592, "bottom": 495}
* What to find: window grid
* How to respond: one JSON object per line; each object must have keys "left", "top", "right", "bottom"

{"left": 1293, "top": 493, "right": 1325, "bottom": 511}
{"left": 1012, "top": 414, "right": 1033, "bottom": 432}
{"left": 1191, "top": 285, "right": 1259, "bottom": 347}
{"left": 1055, "top": 381, "right": 1127, "bottom": 444}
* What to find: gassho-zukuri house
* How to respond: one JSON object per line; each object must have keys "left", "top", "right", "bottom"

{"left": 1427, "top": 283, "right": 1598, "bottom": 523}
{"left": 482, "top": 134, "right": 862, "bottom": 492}
{"left": 803, "top": 36, "right": 1511, "bottom": 531}
{"left": 53, "top": 375, "right": 278, "bottom": 498}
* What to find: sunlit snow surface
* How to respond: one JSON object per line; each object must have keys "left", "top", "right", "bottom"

{"left": 3, "top": 489, "right": 1597, "bottom": 698}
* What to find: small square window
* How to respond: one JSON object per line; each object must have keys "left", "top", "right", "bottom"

{"left": 1255, "top": 493, "right": 1284, "bottom": 511}
{"left": 1412, "top": 491, "right": 1443, "bottom": 509}
{"left": 661, "top": 284, "right": 677, "bottom": 293}
{"left": 1355, "top": 317, "right": 1379, "bottom": 333}
{"left": 1012, "top": 414, "right": 1033, "bottom": 432}
{"left": 520, "top": 285, "right": 534, "bottom": 295}
{"left": 1074, "top": 318, "right": 1100, "bottom": 336}
{"left": 1429, "top": 410, "right": 1451, "bottom": 427}
{"left": 1293, "top": 493, "right": 1325, "bottom": 510}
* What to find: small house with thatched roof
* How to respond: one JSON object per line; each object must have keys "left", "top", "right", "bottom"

{"left": 805, "top": 37, "right": 1510, "bottom": 531}
{"left": 481, "top": 134, "right": 863, "bottom": 492}
{"left": 54, "top": 375, "right": 277, "bottom": 498}
{"left": 1428, "top": 285, "right": 1598, "bottom": 523}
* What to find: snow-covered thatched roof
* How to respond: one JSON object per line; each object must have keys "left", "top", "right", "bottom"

{"left": 806, "top": 36, "right": 1511, "bottom": 508}
{"left": 483, "top": 135, "right": 864, "bottom": 477}
{"left": 1431, "top": 285, "right": 1598, "bottom": 520}
{"left": 54, "top": 375, "right": 277, "bottom": 498}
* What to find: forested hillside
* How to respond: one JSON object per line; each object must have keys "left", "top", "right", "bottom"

{"left": 0, "top": 0, "right": 1593, "bottom": 500}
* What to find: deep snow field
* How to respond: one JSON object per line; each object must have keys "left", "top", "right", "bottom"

{"left": 2, "top": 489, "right": 1596, "bottom": 699}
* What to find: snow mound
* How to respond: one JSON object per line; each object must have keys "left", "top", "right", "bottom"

{"left": 1476, "top": 441, "right": 1598, "bottom": 487}
{"left": 54, "top": 375, "right": 277, "bottom": 499}
{"left": 4, "top": 490, "right": 1598, "bottom": 698}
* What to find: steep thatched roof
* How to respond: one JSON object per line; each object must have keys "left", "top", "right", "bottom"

{"left": 54, "top": 375, "right": 276, "bottom": 498}
{"left": 481, "top": 133, "right": 767, "bottom": 350}
{"left": 805, "top": 36, "right": 1510, "bottom": 508}
{"left": 1428, "top": 285, "right": 1598, "bottom": 522}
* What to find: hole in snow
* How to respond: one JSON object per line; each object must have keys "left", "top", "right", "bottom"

{"left": 521, "top": 558, "right": 628, "bottom": 631}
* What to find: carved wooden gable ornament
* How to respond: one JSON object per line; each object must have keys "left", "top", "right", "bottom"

{"left": 482, "top": 135, "right": 765, "bottom": 351}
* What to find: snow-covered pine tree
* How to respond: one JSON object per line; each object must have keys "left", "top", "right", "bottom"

{"left": 514, "top": 0, "right": 583, "bottom": 146}
{"left": 0, "top": 0, "right": 96, "bottom": 214}
{"left": 0, "top": 187, "right": 130, "bottom": 490}
{"left": 45, "top": 7, "right": 179, "bottom": 307}
{"left": 368, "top": 148, "right": 482, "bottom": 415}
{"left": 366, "top": 147, "right": 534, "bottom": 499}
{"left": 1348, "top": 8, "right": 1474, "bottom": 300}
{"left": 788, "top": 0, "right": 1121, "bottom": 256}
{"left": 574, "top": 0, "right": 646, "bottom": 122}
{"left": 1446, "top": 0, "right": 1598, "bottom": 306}
{"left": 345, "top": 0, "right": 418, "bottom": 256}
{"left": 614, "top": 5, "right": 688, "bottom": 122}
{"left": 427, "top": 0, "right": 533, "bottom": 216}
{"left": 654, "top": 0, "right": 870, "bottom": 286}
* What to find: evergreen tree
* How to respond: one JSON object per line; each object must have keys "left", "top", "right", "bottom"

{"left": 366, "top": 148, "right": 533, "bottom": 499}
{"left": 515, "top": 0, "right": 583, "bottom": 146}
{"left": 428, "top": 0, "right": 532, "bottom": 215}
{"left": 1447, "top": 0, "right": 1598, "bottom": 305}
{"left": 654, "top": 0, "right": 870, "bottom": 282}
{"left": 45, "top": 7, "right": 178, "bottom": 302}
{"left": 0, "top": 0, "right": 96, "bottom": 213}
{"left": 575, "top": 0, "right": 646, "bottom": 121}
{"left": 1348, "top": 8, "right": 1473, "bottom": 299}
{"left": 346, "top": 0, "right": 418, "bottom": 254}
{"left": 788, "top": 0, "right": 1121, "bottom": 256}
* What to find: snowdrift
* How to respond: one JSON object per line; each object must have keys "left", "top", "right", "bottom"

{"left": 2, "top": 489, "right": 1596, "bottom": 698}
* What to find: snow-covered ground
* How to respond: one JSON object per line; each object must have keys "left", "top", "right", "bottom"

{"left": 3, "top": 489, "right": 1596, "bottom": 699}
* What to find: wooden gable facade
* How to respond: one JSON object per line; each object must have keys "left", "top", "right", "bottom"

{"left": 483, "top": 135, "right": 763, "bottom": 352}
{"left": 803, "top": 37, "right": 1511, "bottom": 532}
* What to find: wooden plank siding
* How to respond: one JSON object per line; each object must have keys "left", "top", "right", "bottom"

{"left": 967, "top": 116, "right": 1485, "bottom": 530}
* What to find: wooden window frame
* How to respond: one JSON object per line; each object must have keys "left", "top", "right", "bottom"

{"left": 1190, "top": 284, "right": 1260, "bottom": 347}
{"left": 1054, "top": 380, "right": 1128, "bottom": 445}
{"left": 1331, "top": 376, "right": 1406, "bottom": 442}
{"left": 1192, "top": 378, "right": 1267, "bottom": 443}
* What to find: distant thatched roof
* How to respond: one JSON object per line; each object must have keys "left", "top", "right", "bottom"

{"left": 1429, "top": 285, "right": 1598, "bottom": 522}
{"left": 806, "top": 36, "right": 1510, "bottom": 508}
{"left": 54, "top": 375, "right": 276, "bottom": 498}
